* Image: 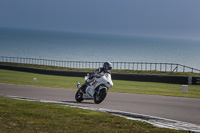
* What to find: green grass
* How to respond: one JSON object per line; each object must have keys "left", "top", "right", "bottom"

{"left": 0, "top": 69, "right": 200, "bottom": 98}
{"left": 0, "top": 97, "right": 186, "bottom": 132}
{"left": 1, "top": 62, "right": 200, "bottom": 76}
{"left": 113, "top": 80, "right": 200, "bottom": 98}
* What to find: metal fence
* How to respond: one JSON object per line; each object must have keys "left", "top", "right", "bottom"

{"left": 0, "top": 56, "right": 200, "bottom": 73}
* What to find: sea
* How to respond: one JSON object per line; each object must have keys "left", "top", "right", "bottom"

{"left": 0, "top": 27, "right": 200, "bottom": 69}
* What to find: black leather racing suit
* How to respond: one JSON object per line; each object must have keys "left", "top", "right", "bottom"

{"left": 80, "top": 67, "right": 106, "bottom": 93}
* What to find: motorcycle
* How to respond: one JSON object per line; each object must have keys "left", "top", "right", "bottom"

{"left": 75, "top": 73, "right": 113, "bottom": 104}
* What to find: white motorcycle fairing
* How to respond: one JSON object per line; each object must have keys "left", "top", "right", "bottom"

{"left": 75, "top": 73, "right": 113, "bottom": 104}
{"left": 84, "top": 73, "right": 113, "bottom": 98}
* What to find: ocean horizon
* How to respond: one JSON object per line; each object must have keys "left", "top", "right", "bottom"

{"left": 0, "top": 27, "right": 200, "bottom": 69}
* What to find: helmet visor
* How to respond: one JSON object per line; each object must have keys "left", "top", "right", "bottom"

{"left": 105, "top": 66, "right": 112, "bottom": 70}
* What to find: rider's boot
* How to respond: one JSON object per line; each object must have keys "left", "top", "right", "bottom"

{"left": 77, "top": 82, "right": 81, "bottom": 89}
{"left": 78, "top": 81, "right": 88, "bottom": 93}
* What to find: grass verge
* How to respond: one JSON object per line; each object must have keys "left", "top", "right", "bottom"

{"left": 0, "top": 97, "right": 185, "bottom": 132}
{"left": 1, "top": 62, "right": 200, "bottom": 76}
{"left": 0, "top": 69, "right": 200, "bottom": 98}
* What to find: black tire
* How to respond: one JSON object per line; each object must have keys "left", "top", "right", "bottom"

{"left": 75, "top": 89, "right": 84, "bottom": 102}
{"left": 94, "top": 88, "right": 107, "bottom": 104}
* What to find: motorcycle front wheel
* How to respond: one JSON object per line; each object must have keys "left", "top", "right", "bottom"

{"left": 94, "top": 88, "right": 107, "bottom": 104}
{"left": 75, "top": 89, "right": 84, "bottom": 102}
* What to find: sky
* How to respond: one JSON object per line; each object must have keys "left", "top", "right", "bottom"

{"left": 0, "top": 0, "right": 200, "bottom": 39}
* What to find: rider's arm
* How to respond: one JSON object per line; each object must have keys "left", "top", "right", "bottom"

{"left": 89, "top": 67, "right": 104, "bottom": 79}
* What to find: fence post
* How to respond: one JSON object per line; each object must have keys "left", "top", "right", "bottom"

{"left": 171, "top": 64, "right": 173, "bottom": 72}
{"left": 150, "top": 63, "right": 152, "bottom": 71}
{"left": 145, "top": 63, "right": 147, "bottom": 71}
{"left": 160, "top": 63, "right": 162, "bottom": 71}
{"left": 155, "top": 63, "right": 157, "bottom": 71}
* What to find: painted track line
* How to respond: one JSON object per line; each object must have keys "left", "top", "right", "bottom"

{"left": 1, "top": 95, "right": 200, "bottom": 132}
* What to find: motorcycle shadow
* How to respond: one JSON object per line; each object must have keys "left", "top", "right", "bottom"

{"left": 62, "top": 101, "right": 94, "bottom": 105}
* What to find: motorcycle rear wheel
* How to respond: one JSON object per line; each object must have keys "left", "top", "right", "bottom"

{"left": 94, "top": 88, "right": 107, "bottom": 104}
{"left": 75, "top": 89, "right": 84, "bottom": 102}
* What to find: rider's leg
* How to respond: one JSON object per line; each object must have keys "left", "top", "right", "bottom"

{"left": 78, "top": 77, "right": 94, "bottom": 93}
{"left": 78, "top": 81, "right": 89, "bottom": 93}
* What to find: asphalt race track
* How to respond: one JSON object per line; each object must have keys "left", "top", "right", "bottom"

{"left": 0, "top": 83, "right": 200, "bottom": 130}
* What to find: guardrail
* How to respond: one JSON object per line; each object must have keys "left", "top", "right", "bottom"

{"left": 0, "top": 56, "right": 200, "bottom": 73}
{"left": 0, "top": 65, "right": 199, "bottom": 85}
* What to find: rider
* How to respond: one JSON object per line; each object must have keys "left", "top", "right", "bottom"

{"left": 78, "top": 61, "right": 112, "bottom": 93}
